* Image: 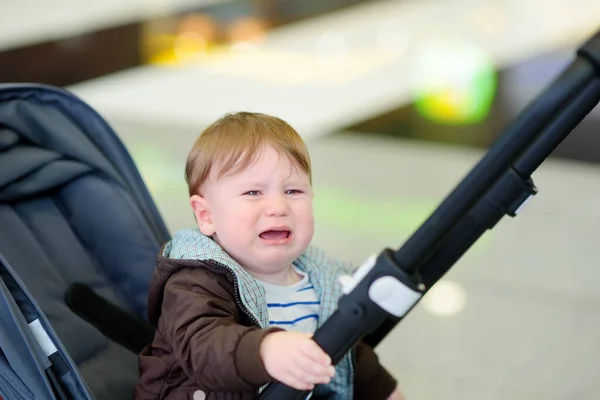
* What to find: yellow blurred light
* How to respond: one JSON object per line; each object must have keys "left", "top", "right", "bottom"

{"left": 173, "top": 32, "right": 208, "bottom": 60}
{"left": 413, "top": 40, "right": 497, "bottom": 125}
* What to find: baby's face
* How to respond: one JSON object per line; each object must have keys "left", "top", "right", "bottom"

{"left": 198, "top": 146, "right": 314, "bottom": 277}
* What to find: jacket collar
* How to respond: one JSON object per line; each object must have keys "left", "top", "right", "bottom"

{"left": 164, "top": 229, "right": 354, "bottom": 329}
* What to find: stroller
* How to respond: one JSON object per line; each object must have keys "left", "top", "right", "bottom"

{"left": 0, "top": 84, "right": 170, "bottom": 400}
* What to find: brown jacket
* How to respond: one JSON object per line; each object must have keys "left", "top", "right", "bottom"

{"left": 134, "top": 254, "right": 397, "bottom": 400}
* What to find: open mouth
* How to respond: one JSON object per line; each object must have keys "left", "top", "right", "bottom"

{"left": 259, "top": 229, "right": 291, "bottom": 240}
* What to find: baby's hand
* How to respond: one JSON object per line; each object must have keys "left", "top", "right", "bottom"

{"left": 259, "top": 331, "right": 335, "bottom": 391}
{"left": 387, "top": 387, "right": 406, "bottom": 400}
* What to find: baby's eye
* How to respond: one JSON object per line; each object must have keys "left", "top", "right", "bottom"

{"left": 244, "top": 190, "right": 260, "bottom": 196}
{"left": 285, "top": 189, "right": 303, "bottom": 195}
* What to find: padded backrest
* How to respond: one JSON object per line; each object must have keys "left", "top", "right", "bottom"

{"left": 0, "top": 85, "right": 171, "bottom": 400}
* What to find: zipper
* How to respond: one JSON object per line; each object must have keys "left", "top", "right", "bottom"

{"left": 209, "top": 261, "right": 267, "bottom": 397}
{"left": 211, "top": 261, "right": 262, "bottom": 328}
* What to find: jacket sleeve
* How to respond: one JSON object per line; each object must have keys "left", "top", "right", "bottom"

{"left": 159, "top": 267, "right": 282, "bottom": 392}
{"left": 353, "top": 341, "right": 397, "bottom": 400}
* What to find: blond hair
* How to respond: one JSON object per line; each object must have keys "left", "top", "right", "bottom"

{"left": 185, "top": 112, "right": 312, "bottom": 196}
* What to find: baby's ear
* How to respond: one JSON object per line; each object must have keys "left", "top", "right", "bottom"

{"left": 190, "top": 195, "right": 215, "bottom": 236}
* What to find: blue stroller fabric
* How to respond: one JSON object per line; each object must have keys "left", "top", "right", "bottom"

{"left": 0, "top": 84, "right": 171, "bottom": 399}
{"left": 0, "top": 252, "right": 93, "bottom": 400}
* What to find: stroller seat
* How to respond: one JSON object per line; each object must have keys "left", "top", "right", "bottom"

{"left": 0, "top": 84, "right": 170, "bottom": 400}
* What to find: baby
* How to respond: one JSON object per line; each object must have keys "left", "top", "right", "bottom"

{"left": 135, "top": 112, "right": 404, "bottom": 400}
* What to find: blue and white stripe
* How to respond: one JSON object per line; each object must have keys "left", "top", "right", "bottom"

{"left": 259, "top": 271, "right": 321, "bottom": 333}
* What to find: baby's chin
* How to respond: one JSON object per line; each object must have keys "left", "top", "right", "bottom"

{"left": 253, "top": 254, "right": 297, "bottom": 269}
{"left": 251, "top": 250, "right": 303, "bottom": 269}
{"left": 225, "top": 237, "right": 310, "bottom": 268}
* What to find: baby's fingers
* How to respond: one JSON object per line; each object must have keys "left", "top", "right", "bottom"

{"left": 280, "top": 371, "right": 315, "bottom": 391}
{"left": 300, "top": 340, "right": 332, "bottom": 366}
{"left": 293, "top": 356, "right": 334, "bottom": 383}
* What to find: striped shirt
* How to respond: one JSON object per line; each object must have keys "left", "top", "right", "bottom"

{"left": 258, "top": 268, "right": 320, "bottom": 399}
{"left": 257, "top": 267, "right": 320, "bottom": 333}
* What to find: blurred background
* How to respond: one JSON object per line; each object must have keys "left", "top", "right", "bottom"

{"left": 1, "top": 0, "right": 599, "bottom": 398}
